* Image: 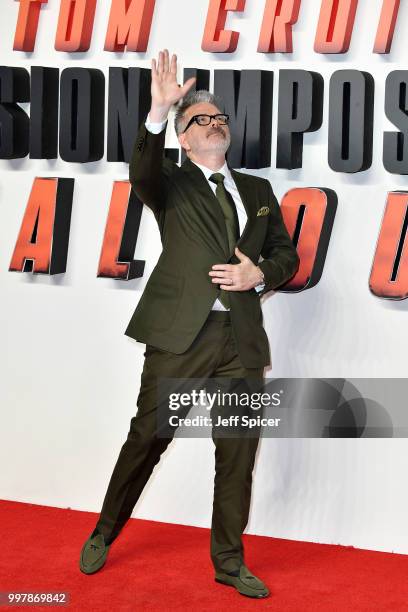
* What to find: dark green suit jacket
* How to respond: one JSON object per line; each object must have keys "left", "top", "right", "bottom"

{"left": 124, "top": 120, "right": 300, "bottom": 368}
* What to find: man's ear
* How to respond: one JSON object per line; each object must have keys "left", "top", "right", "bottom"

{"left": 178, "top": 134, "right": 190, "bottom": 152}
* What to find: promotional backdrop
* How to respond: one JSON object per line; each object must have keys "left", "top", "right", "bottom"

{"left": 1, "top": 0, "right": 408, "bottom": 555}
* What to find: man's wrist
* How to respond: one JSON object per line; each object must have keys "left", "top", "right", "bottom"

{"left": 255, "top": 265, "right": 265, "bottom": 287}
{"left": 149, "top": 105, "right": 171, "bottom": 123}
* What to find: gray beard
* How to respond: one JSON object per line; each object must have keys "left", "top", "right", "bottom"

{"left": 205, "top": 133, "right": 231, "bottom": 153}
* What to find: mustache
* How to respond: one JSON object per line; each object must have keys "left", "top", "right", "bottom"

{"left": 207, "top": 127, "right": 225, "bottom": 137}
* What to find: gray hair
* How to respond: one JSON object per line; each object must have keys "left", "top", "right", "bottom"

{"left": 174, "top": 90, "right": 224, "bottom": 135}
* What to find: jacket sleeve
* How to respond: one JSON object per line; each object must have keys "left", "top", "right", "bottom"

{"left": 128, "top": 119, "right": 178, "bottom": 227}
{"left": 256, "top": 180, "right": 300, "bottom": 297}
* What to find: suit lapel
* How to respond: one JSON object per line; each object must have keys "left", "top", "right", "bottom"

{"left": 228, "top": 166, "right": 255, "bottom": 249}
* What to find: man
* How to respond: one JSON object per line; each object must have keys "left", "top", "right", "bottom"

{"left": 79, "top": 49, "right": 299, "bottom": 599}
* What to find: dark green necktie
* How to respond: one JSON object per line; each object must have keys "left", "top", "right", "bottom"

{"left": 209, "top": 172, "right": 240, "bottom": 309}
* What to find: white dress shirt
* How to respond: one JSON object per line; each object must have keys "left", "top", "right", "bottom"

{"left": 144, "top": 114, "right": 265, "bottom": 310}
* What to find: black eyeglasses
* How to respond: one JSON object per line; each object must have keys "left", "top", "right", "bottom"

{"left": 182, "top": 114, "right": 229, "bottom": 133}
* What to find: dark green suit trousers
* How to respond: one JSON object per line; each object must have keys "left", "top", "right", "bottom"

{"left": 95, "top": 310, "right": 264, "bottom": 574}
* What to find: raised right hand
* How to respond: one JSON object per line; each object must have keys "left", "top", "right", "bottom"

{"left": 151, "top": 49, "right": 196, "bottom": 114}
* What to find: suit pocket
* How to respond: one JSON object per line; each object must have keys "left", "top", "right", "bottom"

{"left": 144, "top": 343, "right": 168, "bottom": 357}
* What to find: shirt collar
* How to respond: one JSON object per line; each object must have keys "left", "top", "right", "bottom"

{"left": 191, "top": 159, "right": 233, "bottom": 185}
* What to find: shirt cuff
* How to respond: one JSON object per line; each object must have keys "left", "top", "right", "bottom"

{"left": 254, "top": 283, "right": 265, "bottom": 293}
{"left": 145, "top": 113, "right": 167, "bottom": 134}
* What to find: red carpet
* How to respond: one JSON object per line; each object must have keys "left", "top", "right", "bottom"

{"left": 2, "top": 499, "right": 408, "bottom": 611}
